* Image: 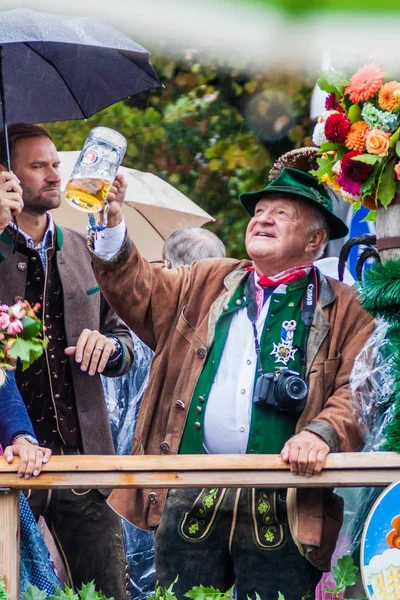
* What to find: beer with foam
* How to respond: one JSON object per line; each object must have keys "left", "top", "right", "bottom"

{"left": 64, "top": 127, "right": 127, "bottom": 213}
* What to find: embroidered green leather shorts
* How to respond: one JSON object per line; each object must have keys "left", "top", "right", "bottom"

{"left": 155, "top": 487, "right": 321, "bottom": 600}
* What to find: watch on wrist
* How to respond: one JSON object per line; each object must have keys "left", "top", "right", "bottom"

{"left": 107, "top": 335, "right": 121, "bottom": 359}
{"left": 12, "top": 434, "right": 39, "bottom": 446}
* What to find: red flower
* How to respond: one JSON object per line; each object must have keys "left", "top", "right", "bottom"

{"left": 325, "top": 93, "right": 344, "bottom": 113}
{"left": 324, "top": 113, "right": 351, "bottom": 144}
{"left": 341, "top": 151, "right": 372, "bottom": 182}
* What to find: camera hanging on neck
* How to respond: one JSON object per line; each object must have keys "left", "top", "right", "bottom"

{"left": 247, "top": 268, "right": 318, "bottom": 415}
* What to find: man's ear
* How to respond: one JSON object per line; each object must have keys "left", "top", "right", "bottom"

{"left": 306, "top": 229, "right": 328, "bottom": 255}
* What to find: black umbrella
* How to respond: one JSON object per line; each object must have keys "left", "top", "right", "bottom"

{"left": 0, "top": 8, "right": 162, "bottom": 169}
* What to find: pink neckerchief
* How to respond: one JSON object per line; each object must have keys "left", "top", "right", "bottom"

{"left": 248, "top": 265, "right": 313, "bottom": 320}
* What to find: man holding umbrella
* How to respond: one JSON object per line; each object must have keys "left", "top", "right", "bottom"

{"left": 0, "top": 123, "right": 133, "bottom": 599}
{"left": 88, "top": 167, "right": 374, "bottom": 599}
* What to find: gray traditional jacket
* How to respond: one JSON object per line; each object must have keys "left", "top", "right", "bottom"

{"left": 0, "top": 225, "right": 134, "bottom": 455}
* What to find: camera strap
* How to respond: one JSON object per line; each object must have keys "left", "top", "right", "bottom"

{"left": 245, "top": 268, "right": 318, "bottom": 379}
{"left": 244, "top": 274, "right": 264, "bottom": 377}
{"left": 299, "top": 268, "right": 318, "bottom": 378}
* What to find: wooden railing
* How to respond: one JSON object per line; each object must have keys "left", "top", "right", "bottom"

{"left": 1, "top": 452, "right": 400, "bottom": 599}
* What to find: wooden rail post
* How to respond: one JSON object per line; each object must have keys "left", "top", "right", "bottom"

{"left": 0, "top": 488, "right": 20, "bottom": 599}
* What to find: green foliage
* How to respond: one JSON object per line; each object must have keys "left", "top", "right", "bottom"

{"left": 7, "top": 338, "right": 47, "bottom": 372}
{"left": 376, "top": 158, "right": 397, "bottom": 209}
{"left": 310, "top": 155, "right": 336, "bottom": 179}
{"left": 0, "top": 576, "right": 9, "bottom": 600}
{"left": 389, "top": 127, "right": 400, "bottom": 147}
{"left": 360, "top": 259, "right": 400, "bottom": 321}
{"left": 48, "top": 586, "right": 79, "bottom": 599}
{"left": 353, "top": 154, "right": 382, "bottom": 165}
{"left": 23, "top": 587, "right": 48, "bottom": 600}
{"left": 22, "top": 582, "right": 113, "bottom": 600}
{"left": 348, "top": 104, "right": 361, "bottom": 124}
{"left": 361, "top": 209, "right": 377, "bottom": 222}
{"left": 45, "top": 55, "right": 315, "bottom": 258}
{"left": 322, "top": 556, "right": 361, "bottom": 595}
{"left": 19, "top": 317, "right": 43, "bottom": 339}
{"left": 147, "top": 577, "right": 179, "bottom": 600}
{"left": 316, "top": 69, "right": 347, "bottom": 98}
{"left": 184, "top": 585, "right": 233, "bottom": 599}
{"left": 360, "top": 163, "right": 380, "bottom": 198}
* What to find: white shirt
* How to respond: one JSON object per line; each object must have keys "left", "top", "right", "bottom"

{"left": 93, "top": 218, "right": 126, "bottom": 260}
{"left": 203, "top": 282, "right": 287, "bottom": 454}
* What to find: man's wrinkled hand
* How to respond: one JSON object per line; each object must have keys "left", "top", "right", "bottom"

{"left": 65, "top": 328, "right": 117, "bottom": 375}
{"left": 280, "top": 430, "right": 330, "bottom": 477}
{"left": 100, "top": 172, "right": 127, "bottom": 229}
{"left": 0, "top": 171, "right": 23, "bottom": 233}
{"left": 3, "top": 439, "right": 51, "bottom": 479}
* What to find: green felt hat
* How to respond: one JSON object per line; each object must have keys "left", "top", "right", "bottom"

{"left": 239, "top": 167, "right": 348, "bottom": 240}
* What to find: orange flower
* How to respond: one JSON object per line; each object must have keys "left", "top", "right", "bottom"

{"left": 346, "top": 121, "right": 370, "bottom": 152}
{"left": 366, "top": 129, "right": 390, "bottom": 157}
{"left": 345, "top": 64, "right": 385, "bottom": 104}
{"left": 379, "top": 81, "right": 400, "bottom": 112}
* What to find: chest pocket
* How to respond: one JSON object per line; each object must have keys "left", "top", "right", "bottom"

{"left": 176, "top": 305, "right": 207, "bottom": 355}
{"left": 323, "top": 353, "right": 341, "bottom": 398}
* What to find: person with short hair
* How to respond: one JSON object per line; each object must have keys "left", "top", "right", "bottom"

{"left": 0, "top": 123, "right": 134, "bottom": 599}
{"left": 89, "top": 167, "right": 374, "bottom": 600}
{"left": 111, "top": 227, "right": 226, "bottom": 599}
{"left": 162, "top": 227, "right": 226, "bottom": 268}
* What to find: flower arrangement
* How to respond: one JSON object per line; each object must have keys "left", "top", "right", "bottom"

{"left": 0, "top": 300, "right": 47, "bottom": 372}
{"left": 311, "top": 64, "right": 400, "bottom": 219}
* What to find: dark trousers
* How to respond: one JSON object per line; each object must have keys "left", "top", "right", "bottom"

{"left": 28, "top": 488, "right": 130, "bottom": 600}
{"left": 155, "top": 488, "right": 322, "bottom": 600}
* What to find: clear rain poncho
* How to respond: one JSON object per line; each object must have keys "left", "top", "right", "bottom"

{"left": 102, "top": 332, "right": 156, "bottom": 600}
{"left": 332, "top": 319, "right": 395, "bottom": 566}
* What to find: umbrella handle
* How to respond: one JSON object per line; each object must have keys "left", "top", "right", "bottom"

{"left": 0, "top": 46, "right": 11, "bottom": 172}
{"left": 0, "top": 46, "right": 19, "bottom": 253}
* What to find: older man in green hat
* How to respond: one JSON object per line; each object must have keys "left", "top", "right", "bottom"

{"left": 88, "top": 167, "right": 374, "bottom": 600}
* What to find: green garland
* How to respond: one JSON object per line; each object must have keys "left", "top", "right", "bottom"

{"left": 359, "top": 259, "right": 400, "bottom": 452}
{"left": 360, "top": 259, "right": 400, "bottom": 321}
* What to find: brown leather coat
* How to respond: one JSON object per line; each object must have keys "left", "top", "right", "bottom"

{"left": 89, "top": 233, "right": 374, "bottom": 570}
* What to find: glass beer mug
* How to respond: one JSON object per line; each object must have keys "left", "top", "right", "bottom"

{"left": 64, "top": 127, "right": 127, "bottom": 213}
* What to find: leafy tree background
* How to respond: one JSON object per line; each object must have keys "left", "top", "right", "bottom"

{"left": 46, "top": 54, "right": 316, "bottom": 258}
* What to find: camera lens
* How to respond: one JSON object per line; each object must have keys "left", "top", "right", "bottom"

{"left": 285, "top": 376, "right": 308, "bottom": 401}
{"left": 275, "top": 374, "right": 308, "bottom": 408}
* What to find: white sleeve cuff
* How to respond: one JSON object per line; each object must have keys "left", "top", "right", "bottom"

{"left": 93, "top": 218, "right": 127, "bottom": 260}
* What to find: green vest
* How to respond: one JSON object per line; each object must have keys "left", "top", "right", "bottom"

{"left": 179, "top": 274, "right": 310, "bottom": 455}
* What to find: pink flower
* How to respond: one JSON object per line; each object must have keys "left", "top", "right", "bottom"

{"left": 0, "top": 304, "right": 9, "bottom": 313}
{"left": 337, "top": 172, "right": 361, "bottom": 197}
{"left": 395, "top": 162, "right": 400, "bottom": 181}
{"left": 0, "top": 313, "right": 10, "bottom": 329}
{"left": 7, "top": 319, "right": 23, "bottom": 335}
{"left": 10, "top": 303, "right": 26, "bottom": 320}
